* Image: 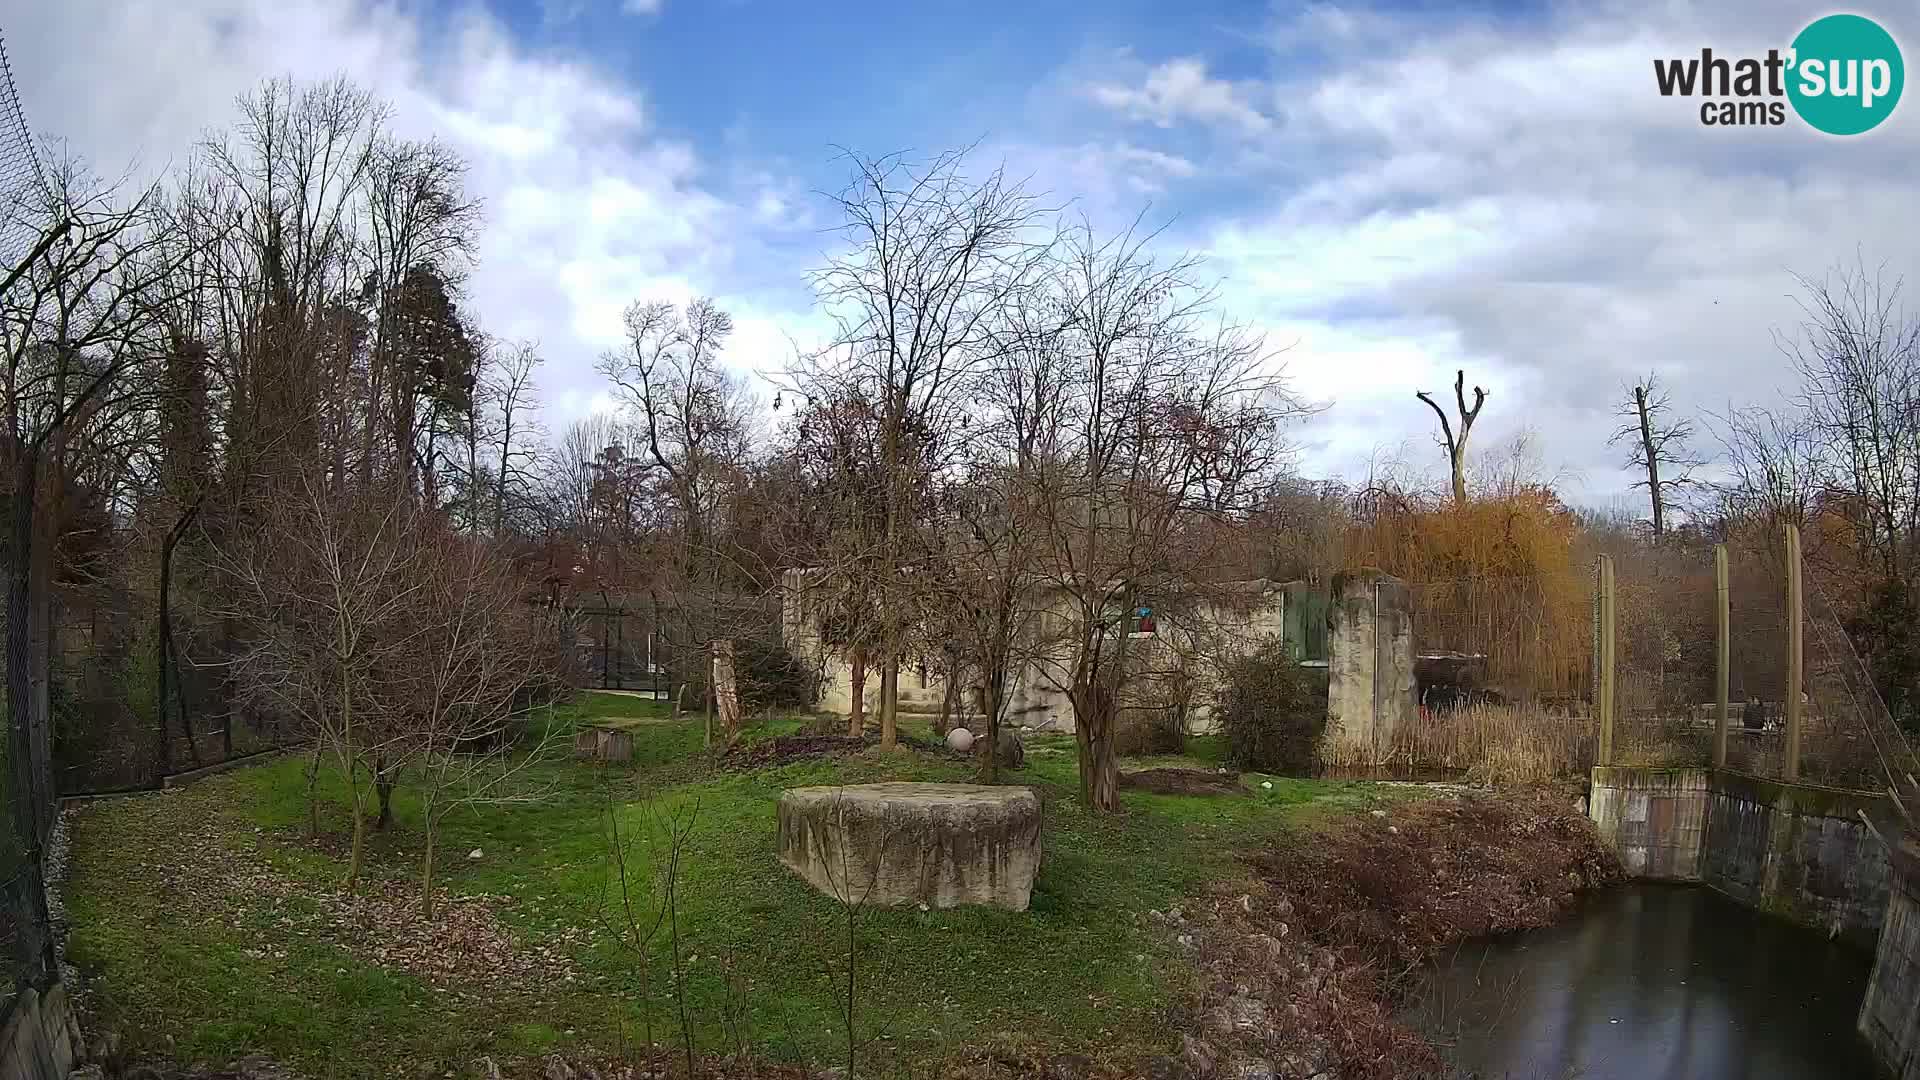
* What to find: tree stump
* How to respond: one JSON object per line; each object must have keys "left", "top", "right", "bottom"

{"left": 776, "top": 782, "right": 1043, "bottom": 911}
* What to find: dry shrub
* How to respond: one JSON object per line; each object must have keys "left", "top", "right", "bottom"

{"left": 1114, "top": 704, "right": 1187, "bottom": 757}
{"left": 1389, "top": 703, "right": 1593, "bottom": 782}
{"left": 1217, "top": 641, "right": 1326, "bottom": 774}
{"left": 1172, "top": 789, "right": 1619, "bottom": 1080}
{"left": 1345, "top": 489, "right": 1591, "bottom": 699}
{"left": 1249, "top": 790, "right": 1619, "bottom": 979}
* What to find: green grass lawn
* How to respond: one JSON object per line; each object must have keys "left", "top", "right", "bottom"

{"left": 64, "top": 693, "right": 1389, "bottom": 1078}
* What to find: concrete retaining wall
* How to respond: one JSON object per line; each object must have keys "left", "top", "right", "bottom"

{"left": 1588, "top": 766, "right": 1709, "bottom": 881}
{"left": 1588, "top": 765, "right": 1891, "bottom": 941}
{"left": 1702, "top": 771, "right": 1890, "bottom": 945}
{"left": 1861, "top": 840, "right": 1920, "bottom": 1079}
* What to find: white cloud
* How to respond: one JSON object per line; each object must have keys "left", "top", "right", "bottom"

{"left": 3, "top": 0, "right": 810, "bottom": 429}
{"left": 1086, "top": 56, "right": 1272, "bottom": 134}
{"left": 1074, "top": 2, "right": 1920, "bottom": 503}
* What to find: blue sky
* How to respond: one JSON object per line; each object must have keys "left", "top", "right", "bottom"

{"left": 7, "top": 0, "right": 1920, "bottom": 506}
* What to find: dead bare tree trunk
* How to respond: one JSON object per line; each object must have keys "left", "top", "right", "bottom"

{"left": 1636, "top": 385, "right": 1664, "bottom": 536}
{"left": 1416, "top": 369, "right": 1487, "bottom": 505}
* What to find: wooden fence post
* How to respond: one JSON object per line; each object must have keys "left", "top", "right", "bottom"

{"left": 1714, "top": 543, "right": 1730, "bottom": 769}
{"left": 1785, "top": 523, "right": 1803, "bottom": 780}
{"left": 1596, "top": 555, "right": 1617, "bottom": 767}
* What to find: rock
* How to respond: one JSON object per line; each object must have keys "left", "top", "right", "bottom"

{"left": 945, "top": 727, "right": 976, "bottom": 753}
{"left": 776, "top": 782, "right": 1043, "bottom": 910}
{"left": 1225, "top": 1057, "right": 1276, "bottom": 1080}
{"left": 543, "top": 1056, "right": 575, "bottom": 1080}
{"left": 468, "top": 848, "right": 484, "bottom": 860}
{"left": 1180, "top": 1034, "right": 1218, "bottom": 1078}
{"left": 1370, "top": 809, "right": 1386, "bottom": 818}
{"left": 1211, "top": 995, "right": 1268, "bottom": 1035}
{"left": 69, "top": 1066, "right": 103, "bottom": 1080}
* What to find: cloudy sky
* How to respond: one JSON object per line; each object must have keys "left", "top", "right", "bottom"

{"left": 4, "top": 0, "right": 1916, "bottom": 506}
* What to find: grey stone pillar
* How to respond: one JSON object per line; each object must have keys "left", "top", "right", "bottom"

{"left": 1322, "top": 569, "right": 1415, "bottom": 768}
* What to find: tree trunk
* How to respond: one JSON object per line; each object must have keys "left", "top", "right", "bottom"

{"left": 984, "top": 676, "right": 1002, "bottom": 785}
{"left": 305, "top": 744, "right": 322, "bottom": 839}
{"left": 375, "top": 757, "right": 396, "bottom": 831}
{"left": 935, "top": 668, "right": 959, "bottom": 738}
{"left": 345, "top": 788, "right": 367, "bottom": 890}
{"left": 847, "top": 647, "right": 867, "bottom": 738}
{"left": 1635, "top": 385, "right": 1665, "bottom": 539}
{"left": 879, "top": 659, "right": 898, "bottom": 750}
{"left": 421, "top": 811, "right": 437, "bottom": 919}
{"left": 1071, "top": 681, "right": 1121, "bottom": 812}
{"left": 1449, "top": 447, "right": 1468, "bottom": 506}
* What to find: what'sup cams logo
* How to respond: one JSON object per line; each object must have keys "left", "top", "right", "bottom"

{"left": 1654, "top": 13, "right": 1903, "bottom": 134}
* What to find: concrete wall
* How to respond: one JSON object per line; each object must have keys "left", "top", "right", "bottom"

{"left": 780, "top": 569, "right": 1309, "bottom": 735}
{"left": 0, "top": 983, "right": 82, "bottom": 1080}
{"left": 1321, "top": 570, "right": 1415, "bottom": 767}
{"left": 1861, "top": 839, "right": 1920, "bottom": 1079}
{"left": 1587, "top": 766, "right": 1892, "bottom": 940}
{"left": 1588, "top": 766, "right": 1710, "bottom": 881}
{"left": 1702, "top": 771, "right": 1890, "bottom": 945}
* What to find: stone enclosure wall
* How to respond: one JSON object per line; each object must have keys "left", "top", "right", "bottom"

{"left": 1860, "top": 839, "right": 1920, "bottom": 1079}
{"left": 1321, "top": 570, "right": 1414, "bottom": 767}
{"left": 1588, "top": 765, "right": 1891, "bottom": 943}
{"left": 780, "top": 570, "right": 1320, "bottom": 734}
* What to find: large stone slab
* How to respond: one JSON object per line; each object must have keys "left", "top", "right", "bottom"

{"left": 777, "top": 782, "right": 1042, "bottom": 911}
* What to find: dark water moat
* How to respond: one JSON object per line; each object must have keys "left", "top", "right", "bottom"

{"left": 1406, "top": 885, "right": 1881, "bottom": 1079}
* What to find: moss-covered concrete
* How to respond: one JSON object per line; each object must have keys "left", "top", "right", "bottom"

{"left": 1588, "top": 766, "right": 1892, "bottom": 944}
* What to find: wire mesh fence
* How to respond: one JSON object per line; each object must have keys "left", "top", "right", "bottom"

{"left": 1381, "top": 531, "right": 1912, "bottom": 794}
{"left": 0, "top": 31, "right": 46, "bottom": 271}
{"left": 1608, "top": 550, "right": 1719, "bottom": 770}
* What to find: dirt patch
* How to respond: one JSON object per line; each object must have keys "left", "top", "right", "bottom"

{"left": 1166, "top": 786, "right": 1620, "bottom": 1080}
{"left": 1118, "top": 768, "right": 1244, "bottom": 797}
{"left": 720, "top": 734, "right": 873, "bottom": 769}
{"left": 720, "top": 731, "right": 949, "bottom": 770}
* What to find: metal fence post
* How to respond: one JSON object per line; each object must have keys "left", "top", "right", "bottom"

{"left": 1714, "top": 543, "right": 1730, "bottom": 769}
{"left": 1785, "top": 523, "right": 1804, "bottom": 780}
{"left": 1595, "top": 555, "right": 1616, "bottom": 767}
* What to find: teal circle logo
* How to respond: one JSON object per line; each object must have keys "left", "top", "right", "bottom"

{"left": 1787, "top": 14, "right": 1904, "bottom": 135}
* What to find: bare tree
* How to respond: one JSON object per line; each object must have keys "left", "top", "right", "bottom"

{"left": 597, "top": 298, "right": 761, "bottom": 719}
{"left": 783, "top": 149, "right": 1054, "bottom": 749}
{"left": 216, "top": 479, "right": 431, "bottom": 888}
{"left": 1021, "top": 219, "right": 1303, "bottom": 811}
{"left": 2, "top": 155, "right": 187, "bottom": 849}
{"left": 1416, "top": 369, "right": 1487, "bottom": 505}
{"left": 408, "top": 537, "right": 562, "bottom": 915}
{"left": 1609, "top": 374, "right": 1699, "bottom": 539}
{"left": 1779, "top": 262, "right": 1920, "bottom": 582}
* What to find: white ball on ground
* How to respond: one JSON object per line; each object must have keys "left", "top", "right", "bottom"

{"left": 945, "top": 727, "right": 975, "bottom": 753}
